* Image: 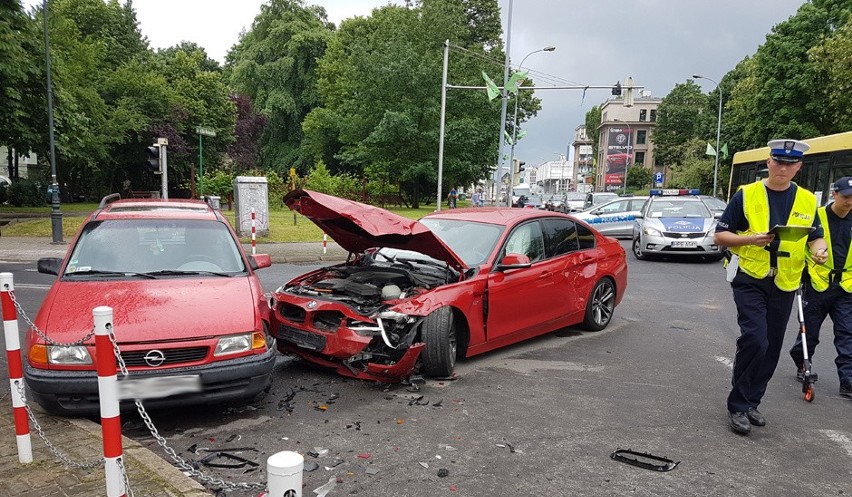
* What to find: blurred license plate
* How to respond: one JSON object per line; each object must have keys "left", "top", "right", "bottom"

{"left": 117, "top": 375, "right": 201, "bottom": 400}
{"left": 672, "top": 241, "right": 697, "bottom": 248}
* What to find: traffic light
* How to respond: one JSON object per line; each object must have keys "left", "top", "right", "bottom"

{"left": 612, "top": 81, "right": 622, "bottom": 96}
{"left": 145, "top": 145, "right": 161, "bottom": 172}
{"left": 515, "top": 159, "right": 526, "bottom": 174}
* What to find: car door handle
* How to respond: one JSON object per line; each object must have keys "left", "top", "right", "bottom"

{"left": 578, "top": 254, "right": 595, "bottom": 264}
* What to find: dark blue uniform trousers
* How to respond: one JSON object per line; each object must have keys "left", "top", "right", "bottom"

{"left": 728, "top": 272, "right": 796, "bottom": 413}
{"left": 790, "top": 284, "right": 852, "bottom": 382}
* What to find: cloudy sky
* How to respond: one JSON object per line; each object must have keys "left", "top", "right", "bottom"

{"left": 30, "top": 0, "right": 807, "bottom": 168}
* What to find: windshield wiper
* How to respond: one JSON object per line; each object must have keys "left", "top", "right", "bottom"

{"left": 145, "top": 269, "right": 232, "bottom": 277}
{"left": 65, "top": 269, "right": 157, "bottom": 279}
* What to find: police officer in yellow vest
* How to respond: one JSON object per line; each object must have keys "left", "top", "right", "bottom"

{"left": 788, "top": 176, "right": 852, "bottom": 398}
{"left": 714, "top": 139, "right": 828, "bottom": 435}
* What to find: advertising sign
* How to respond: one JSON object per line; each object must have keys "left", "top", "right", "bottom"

{"left": 605, "top": 128, "right": 631, "bottom": 187}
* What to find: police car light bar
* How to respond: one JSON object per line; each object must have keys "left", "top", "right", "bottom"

{"left": 650, "top": 188, "right": 700, "bottom": 196}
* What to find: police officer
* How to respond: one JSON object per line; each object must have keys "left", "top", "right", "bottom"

{"left": 789, "top": 176, "right": 852, "bottom": 398}
{"left": 714, "top": 139, "right": 828, "bottom": 435}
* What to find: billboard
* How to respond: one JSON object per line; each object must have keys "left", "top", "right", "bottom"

{"left": 605, "top": 127, "right": 632, "bottom": 189}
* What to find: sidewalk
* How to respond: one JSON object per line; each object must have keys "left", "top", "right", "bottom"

{"left": 0, "top": 236, "right": 349, "bottom": 264}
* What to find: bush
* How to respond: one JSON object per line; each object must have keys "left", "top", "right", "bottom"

{"left": 8, "top": 179, "right": 44, "bottom": 207}
{"left": 0, "top": 183, "right": 8, "bottom": 204}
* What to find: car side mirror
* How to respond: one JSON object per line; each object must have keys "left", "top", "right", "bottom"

{"left": 497, "top": 253, "right": 532, "bottom": 271}
{"left": 249, "top": 254, "right": 272, "bottom": 270}
{"left": 37, "top": 257, "right": 62, "bottom": 275}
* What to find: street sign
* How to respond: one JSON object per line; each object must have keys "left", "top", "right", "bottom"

{"left": 196, "top": 126, "right": 216, "bottom": 137}
{"left": 655, "top": 172, "right": 663, "bottom": 182}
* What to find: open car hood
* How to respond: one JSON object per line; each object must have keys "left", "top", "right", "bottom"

{"left": 284, "top": 189, "right": 467, "bottom": 272}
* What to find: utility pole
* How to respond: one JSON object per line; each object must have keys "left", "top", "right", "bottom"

{"left": 158, "top": 138, "right": 168, "bottom": 199}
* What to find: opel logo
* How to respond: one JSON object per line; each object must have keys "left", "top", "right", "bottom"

{"left": 143, "top": 350, "right": 166, "bottom": 367}
{"left": 307, "top": 300, "right": 317, "bottom": 309}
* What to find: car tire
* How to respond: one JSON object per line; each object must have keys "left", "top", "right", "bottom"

{"left": 632, "top": 237, "right": 648, "bottom": 260}
{"left": 420, "top": 306, "right": 457, "bottom": 377}
{"left": 582, "top": 278, "right": 616, "bottom": 331}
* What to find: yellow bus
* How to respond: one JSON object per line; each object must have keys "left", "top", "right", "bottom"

{"left": 729, "top": 131, "right": 852, "bottom": 205}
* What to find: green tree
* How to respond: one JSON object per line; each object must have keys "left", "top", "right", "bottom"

{"left": 626, "top": 164, "right": 652, "bottom": 191}
{"left": 653, "top": 80, "right": 705, "bottom": 168}
{"left": 667, "top": 138, "right": 715, "bottom": 193}
{"left": 226, "top": 0, "right": 333, "bottom": 172}
{"left": 809, "top": 17, "right": 852, "bottom": 131}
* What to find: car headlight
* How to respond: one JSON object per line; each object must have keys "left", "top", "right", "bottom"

{"left": 47, "top": 345, "right": 93, "bottom": 365}
{"left": 376, "top": 310, "right": 414, "bottom": 323}
{"left": 643, "top": 226, "right": 662, "bottom": 237}
{"left": 214, "top": 333, "right": 262, "bottom": 356}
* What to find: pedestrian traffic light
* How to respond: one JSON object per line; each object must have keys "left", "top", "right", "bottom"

{"left": 612, "top": 81, "right": 622, "bottom": 96}
{"left": 145, "top": 145, "right": 160, "bottom": 172}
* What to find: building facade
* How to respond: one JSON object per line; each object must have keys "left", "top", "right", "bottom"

{"left": 595, "top": 93, "right": 662, "bottom": 192}
{"left": 570, "top": 126, "right": 594, "bottom": 193}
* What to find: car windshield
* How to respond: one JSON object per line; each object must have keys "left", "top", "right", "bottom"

{"left": 647, "top": 198, "right": 711, "bottom": 218}
{"left": 419, "top": 218, "right": 504, "bottom": 266}
{"left": 65, "top": 219, "right": 246, "bottom": 276}
{"left": 703, "top": 197, "right": 727, "bottom": 211}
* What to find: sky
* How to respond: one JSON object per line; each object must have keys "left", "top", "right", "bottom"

{"left": 28, "top": 0, "right": 808, "bottom": 168}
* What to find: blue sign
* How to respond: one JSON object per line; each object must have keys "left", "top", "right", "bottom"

{"left": 655, "top": 172, "right": 663, "bottom": 182}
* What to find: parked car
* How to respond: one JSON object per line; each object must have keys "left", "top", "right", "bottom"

{"left": 269, "top": 190, "right": 627, "bottom": 382}
{"left": 25, "top": 195, "right": 275, "bottom": 415}
{"left": 571, "top": 196, "right": 648, "bottom": 238}
{"left": 563, "top": 192, "right": 589, "bottom": 212}
{"left": 521, "top": 194, "right": 545, "bottom": 209}
{"left": 544, "top": 194, "right": 566, "bottom": 212}
{"left": 584, "top": 191, "right": 619, "bottom": 210}
{"left": 700, "top": 195, "right": 727, "bottom": 216}
{"left": 632, "top": 189, "right": 724, "bottom": 261}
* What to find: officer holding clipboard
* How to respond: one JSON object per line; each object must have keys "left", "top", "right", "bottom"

{"left": 714, "top": 139, "right": 828, "bottom": 435}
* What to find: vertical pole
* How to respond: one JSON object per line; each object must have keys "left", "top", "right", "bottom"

{"left": 251, "top": 208, "right": 256, "bottom": 256}
{"left": 199, "top": 134, "right": 204, "bottom": 197}
{"left": 160, "top": 144, "right": 168, "bottom": 200}
{"left": 494, "top": 0, "right": 514, "bottom": 205}
{"left": 624, "top": 121, "right": 631, "bottom": 195}
{"left": 43, "top": 0, "right": 63, "bottom": 243}
{"left": 436, "top": 39, "right": 449, "bottom": 212}
{"left": 1, "top": 273, "right": 32, "bottom": 464}
{"left": 322, "top": 234, "right": 327, "bottom": 255}
{"left": 713, "top": 89, "right": 722, "bottom": 197}
{"left": 93, "top": 306, "right": 126, "bottom": 497}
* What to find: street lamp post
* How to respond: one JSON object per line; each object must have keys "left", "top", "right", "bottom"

{"left": 693, "top": 74, "right": 722, "bottom": 197}
{"left": 507, "top": 46, "right": 556, "bottom": 206}
{"left": 43, "top": 0, "right": 62, "bottom": 243}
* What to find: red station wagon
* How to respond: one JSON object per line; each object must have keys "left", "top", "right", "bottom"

{"left": 269, "top": 190, "right": 628, "bottom": 383}
{"left": 25, "top": 195, "right": 275, "bottom": 416}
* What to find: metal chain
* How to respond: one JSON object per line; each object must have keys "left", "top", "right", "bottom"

{"left": 14, "top": 380, "right": 103, "bottom": 469}
{"left": 6, "top": 286, "right": 95, "bottom": 346}
{"left": 116, "top": 456, "right": 135, "bottom": 497}
{"left": 105, "top": 330, "right": 265, "bottom": 492}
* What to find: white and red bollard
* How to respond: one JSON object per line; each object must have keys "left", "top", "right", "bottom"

{"left": 267, "top": 450, "right": 304, "bottom": 497}
{"left": 251, "top": 208, "right": 257, "bottom": 256}
{"left": 323, "top": 234, "right": 327, "bottom": 255}
{"left": 1, "top": 272, "right": 33, "bottom": 464}
{"left": 93, "top": 306, "right": 126, "bottom": 497}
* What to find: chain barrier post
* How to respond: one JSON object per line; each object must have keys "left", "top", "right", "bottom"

{"left": 322, "top": 234, "right": 327, "bottom": 255}
{"left": 1, "top": 273, "right": 33, "bottom": 464}
{"left": 93, "top": 306, "right": 126, "bottom": 497}
{"left": 251, "top": 208, "right": 257, "bottom": 256}
{"left": 267, "top": 450, "right": 303, "bottom": 497}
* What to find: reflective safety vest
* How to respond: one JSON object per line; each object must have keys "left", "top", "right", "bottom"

{"left": 808, "top": 206, "right": 852, "bottom": 292}
{"left": 731, "top": 181, "right": 816, "bottom": 291}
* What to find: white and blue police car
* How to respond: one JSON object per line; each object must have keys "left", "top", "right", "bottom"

{"left": 631, "top": 189, "right": 724, "bottom": 261}
{"left": 571, "top": 195, "right": 649, "bottom": 238}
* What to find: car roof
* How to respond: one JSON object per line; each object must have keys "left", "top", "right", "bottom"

{"left": 94, "top": 198, "right": 220, "bottom": 221}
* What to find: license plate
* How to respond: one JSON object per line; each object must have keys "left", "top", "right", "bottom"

{"left": 671, "top": 241, "right": 697, "bottom": 248}
{"left": 117, "top": 374, "right": 202, "bottom": 400}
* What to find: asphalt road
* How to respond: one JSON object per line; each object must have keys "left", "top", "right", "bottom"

{"left": 2, "top": 243, "right": 851, "bottom": 496}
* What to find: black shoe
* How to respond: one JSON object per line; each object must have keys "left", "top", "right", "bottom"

{"left": 840, "top": 380, "right": 852, "bottom": 399}
{"left": 746, "top": 407, "right": 766, "bottom": 426}
{"left": 728, "top": 411, "right": 751, "bottom": 435}
{"left": 796, "top": 367, "right": 818, "bottom": 383}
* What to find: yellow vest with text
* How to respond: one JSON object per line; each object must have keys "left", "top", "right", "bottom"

{"left": 808, "top": 206, "right": 852, "bottom": 292}
{"left": 730, "top": 181, "right": 816, "bottom": 291}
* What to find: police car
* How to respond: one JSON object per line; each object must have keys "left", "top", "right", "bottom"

{"left": 571, "top": 195, "right": 648, "bottom": 238}
{"left": 631, "top": 189, "right": 724, "bottom": 261}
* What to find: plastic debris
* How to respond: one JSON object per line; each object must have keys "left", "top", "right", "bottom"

{"left": 303, "top": 461, "right": 320, "bottom": 472}
{"left": 313, "top": 475, "right": 337, "bottom": 497}
{"left": 225, "top": 434, "right": 241, "bottom": 443}
{"left": 365, "top": 466, "right": 379, "bottom": 475}
{"left": 437, "top": 468, "right": 449, "bottom": 478}
{"left": 610, "top": 448, "right": 680, "bottom": 472}
{"left": 357, "top": 453, "right": 371, "bottom": 459}
{"left": 314, "top": 447, "right": 330, "bottom": 457}
{"left": 197, "top": 451, "right": 259, "bottom": 469}
{"left": 432, "top": 399, "right": 443, "bottom": 407}
{"left": 418, "top": 462, "right": 429, "bottom": 469}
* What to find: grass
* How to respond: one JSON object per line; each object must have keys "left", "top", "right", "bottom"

{"left": 0, "top": 201, "right": 463, "bottom": 243}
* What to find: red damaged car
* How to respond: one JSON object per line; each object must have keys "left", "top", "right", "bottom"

{"left": 270, "top": 190, "right": 628, "bottom": 382}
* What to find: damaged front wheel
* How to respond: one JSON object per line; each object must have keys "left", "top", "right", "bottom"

{"left": 420, "top": 306, "right": 457, "bottom": 377}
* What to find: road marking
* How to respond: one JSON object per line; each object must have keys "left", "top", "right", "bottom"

{"left": 820, "top": 430, "right": 852, "bottom": 458}
{"left": 715, "top": 356, "right": 733, "bottom": 369}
